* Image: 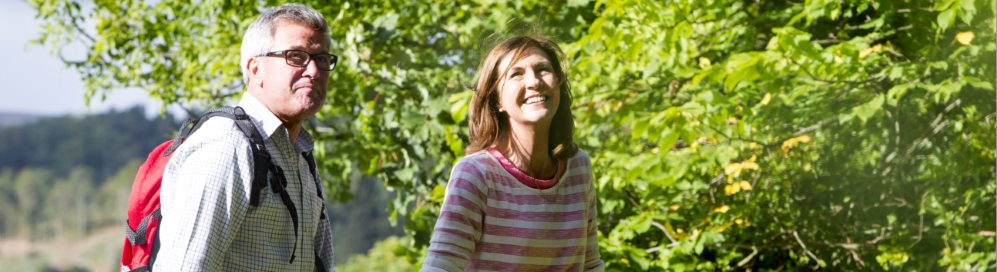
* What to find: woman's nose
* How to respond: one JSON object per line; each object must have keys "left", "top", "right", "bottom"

{"left": 523, "top": 71, "right": 541, "bottom": 89}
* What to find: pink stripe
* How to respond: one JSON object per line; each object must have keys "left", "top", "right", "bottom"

{"left": 450, "top": 178, "right": 487, "bottom": 200}
{"left": 486, "top": 172, "right": 590, "bottom": 192}
{"left": 455, "top": 158, "right": 487, "bottom": 176}
{"left": 443, "top": 194, "right": 483, "bottom": 212}
{"left": 569, "top": 156, "right": 587, "bottom": 168}
{"left": 470, "top": 260, "right": 581, "bottom": 271}
{"left": 485, "top": 206, "right": 585, "bottom": 222}
{"left": 451, "top": 174, "right": 487, "bottom": 190}
{"left": 452, "top": 161, "right": 487, "bottom": 190}
{"left": 438, "top": 211, "right": 481, "bottom": 229}
{"left": 428, "top": 248, "right": 468, "bottom": 259}
{"left": 488, "top": 148, "right": 566, "bottom": 189}
{"left": 482, "top": 224, "right": 586, "bottom": 239}
{"left": 433, "top": 226, "right": 477, "bottom": 242}
{"left": 490, "top": 190, "right": 587, "bottom": 205}
{"left": 477, "top": 241, "right": 585, "bottom": 258}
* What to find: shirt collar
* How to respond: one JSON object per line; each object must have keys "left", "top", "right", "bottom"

{"left": 238, "top": 93, "right": 315, "bottom": 153}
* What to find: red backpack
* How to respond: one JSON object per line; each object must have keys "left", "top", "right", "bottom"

{"left": 120, "top": 106, "right": 322, "bottom": 271}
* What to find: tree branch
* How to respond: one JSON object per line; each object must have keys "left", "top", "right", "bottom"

{"left": 737, "top": 246, "right": 759, "bottom": 267}
{"left": 793, "top": 230, "right": 824, "bottom": 267}
{"left": 901, "top": 99, "right": 961, "bottom": 160}
{"left": 651, "top": 220, "right": 678, "bottom": 246}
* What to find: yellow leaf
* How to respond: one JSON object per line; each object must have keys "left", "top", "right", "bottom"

{"left": 714, "top": 205, "right": 730, "bottom": 213}
{"left": 739, "top": 180, "right": 752, "bottom": 190}
{"left": 781, "top": 134, "right": 812, "bottom": 154}
{"left": 724, "top": 184, "right": 739, "bottom": 195}
{"left": 669, "top": 204, "right": 680, "bottom": 211}
{"left": 735, "top": 218, "right": 744, "bottom": 225}
{"left": 725, "top": 158, "right": 760, "bottom": 177}
{"left": 724, "top": 163, "right": 742, "bottom": 176}
{"left": 760, "top": 92, "right": 772, "bottom": 105}
{"left": 699, "top": 57, "right": 712, "bottom": 68}
{"left": 859, "top": 44, "right": 882, "bottom": 58}
{"left": 956, "top": 31, "right": 974, "bottom": 45}
{"left": 742, "top": 161, "right": 759, "bottom": 171}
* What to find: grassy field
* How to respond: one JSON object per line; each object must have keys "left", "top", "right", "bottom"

{"left": 0, "top": 226, "right": 120, "bottom": 272}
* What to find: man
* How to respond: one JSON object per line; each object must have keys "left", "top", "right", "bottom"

{"left": 154, "top": 4, "right": 336, "bottom": 271}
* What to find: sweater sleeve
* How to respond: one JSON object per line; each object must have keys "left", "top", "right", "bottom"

{"left": 421, "top": 160, "right": 489, "bottom": 272}
{"left": 583, "top": 155, "right": 605, "bottom": 272}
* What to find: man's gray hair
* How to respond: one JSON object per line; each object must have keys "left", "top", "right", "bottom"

{"left": 240, "top": 3, "right": 329, "bottom": 84}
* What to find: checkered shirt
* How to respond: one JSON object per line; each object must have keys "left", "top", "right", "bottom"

{"left": 153, "top": 93, "right": 335, "bottom": 271}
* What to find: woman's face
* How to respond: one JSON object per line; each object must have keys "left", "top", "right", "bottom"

{"left": 495, "top": 46, "right": 560, "bottom": 131}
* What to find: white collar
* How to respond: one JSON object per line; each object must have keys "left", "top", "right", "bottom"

{"left": 238, "top": 93, "right": 316, "bottom": 153}
{"left": 238, "top": 93, "right": 283, "bottom": 141}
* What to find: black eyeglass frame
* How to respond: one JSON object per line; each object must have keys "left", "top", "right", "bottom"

{"left": 256, "top": 49, "right": 339, "bottom": 71}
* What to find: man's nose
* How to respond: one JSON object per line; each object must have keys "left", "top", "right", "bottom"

{"left": 302, "top": 58, "right": 321, "bottom": 77}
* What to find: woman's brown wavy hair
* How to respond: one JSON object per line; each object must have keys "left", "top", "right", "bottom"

{"left": 465, "top": 35, "right": 577, "bottom": 161}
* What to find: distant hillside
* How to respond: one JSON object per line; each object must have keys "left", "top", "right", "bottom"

{"left": 0, "top": 106, "right": 402, "bottom": 270}
{"left": 0, "top": 106, "right": 178, "bottom": 181}
{"left": 0, "top": 112, "right": 47, "bottom": 128}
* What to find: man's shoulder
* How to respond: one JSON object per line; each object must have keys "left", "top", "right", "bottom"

{"left": 189, "top": 116, "right": 250, "bottom": 142}
{"left": 172, "top": 116, "right": 254, "bottom": 158}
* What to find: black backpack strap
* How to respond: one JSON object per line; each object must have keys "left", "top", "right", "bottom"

{"left": 165, "top": 106, "right": 255, "bottom": 155}
{"left": 304, "top": 151, "right": 330, "bottom": 270}
{"left": 266, "top": 165, "right": 299, "bottom": 263}
{"left": 219, "top": 107, "right": 270, "bottom": 209}
{"left": 303, "top": 151, "right": 318, "bottom": 186}
{"left": 303, "top": 152, "right": 326, "bottom": 220}
{"left": 229, "top": 107, "right": 300, "bottom": 263}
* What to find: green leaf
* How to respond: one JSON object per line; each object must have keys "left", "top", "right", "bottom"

{"left": 851, "top": 94, "right": 885, "bottom": 123}
{"left": 937, "top": 9, "right": 956, "bottom": 31}
{"left": 430, "top": 185, "right": 446, "bottom": 203}
{"left": 886, "top": 83, "right": 913, "bottom": 106}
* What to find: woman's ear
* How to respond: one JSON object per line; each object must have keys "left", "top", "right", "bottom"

{"left": 493, "top": 91, "right": 505, "bottom": 113}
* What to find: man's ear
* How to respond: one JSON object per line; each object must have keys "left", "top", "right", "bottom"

{"left": 247, "top": 57, "right": 263, "bottom": 87}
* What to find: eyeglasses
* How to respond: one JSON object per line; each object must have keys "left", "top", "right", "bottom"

{"left": 256, "top": 49, "right": 338, "bottom": 71}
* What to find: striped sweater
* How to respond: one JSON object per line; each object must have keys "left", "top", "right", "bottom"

{"left": 422, "top": 149, "right": 604, "bottom": 272}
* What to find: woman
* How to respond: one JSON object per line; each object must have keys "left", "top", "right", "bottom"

{"left": 421, "top": 35, "right": 604, "bottom": 271}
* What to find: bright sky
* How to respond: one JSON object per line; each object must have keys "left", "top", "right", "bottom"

{"left": 0, "top": 1, "right": 168, "bottom": 116}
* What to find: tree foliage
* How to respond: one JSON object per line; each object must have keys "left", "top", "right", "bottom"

{"left": 31, "top": 0, "right": 995, "bottom": 270}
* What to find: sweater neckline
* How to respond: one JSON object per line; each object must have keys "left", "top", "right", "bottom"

{"left": 487, "top": 148, "right": 566, "bottom": 190}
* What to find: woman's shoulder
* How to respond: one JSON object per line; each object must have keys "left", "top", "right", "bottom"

{"left": 452, "top": 150, "right": 499, "bottom": 174}
{"left": 567, "top": 148, "right": 592, "bottom": 168}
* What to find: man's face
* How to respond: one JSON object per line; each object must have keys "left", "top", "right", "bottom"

{"left": 251, "top": 21, "right": 330, "bottom": 125}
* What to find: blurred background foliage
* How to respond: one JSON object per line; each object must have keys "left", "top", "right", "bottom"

{"left": 27, "top": 0, "right": 996, "bottom": 270}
